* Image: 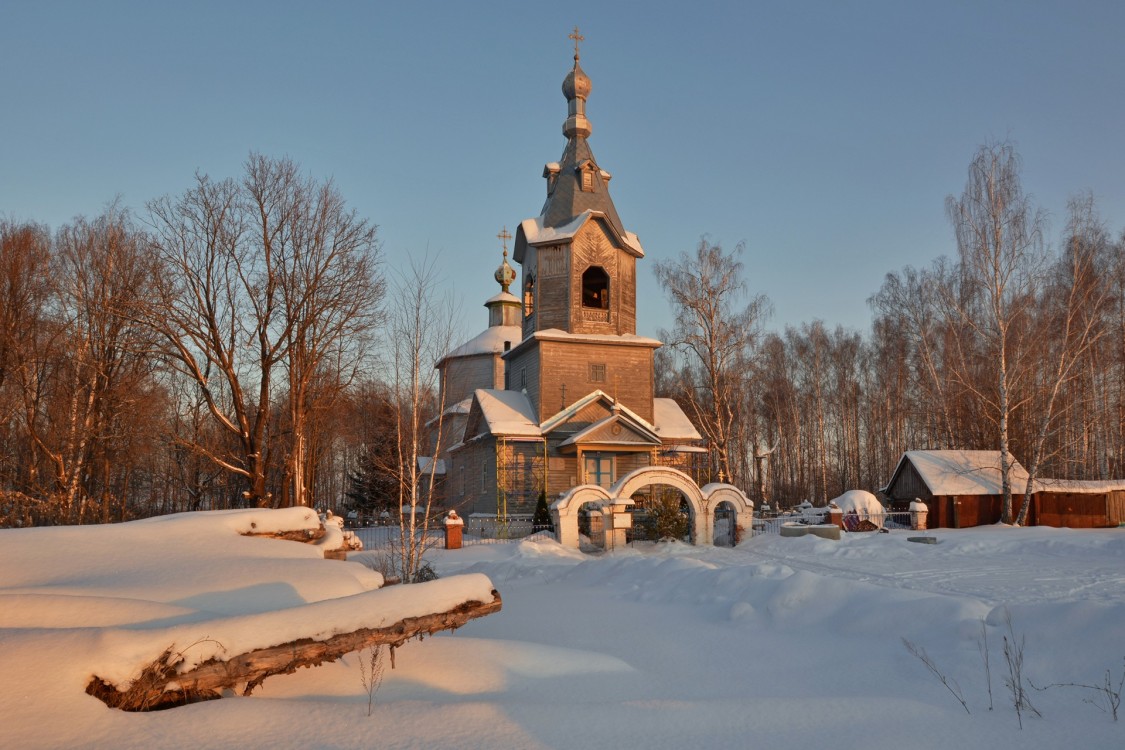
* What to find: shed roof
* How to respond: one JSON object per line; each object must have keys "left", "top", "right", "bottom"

{"left": 897, "top": 450, "right": 1029, "bottom": 496}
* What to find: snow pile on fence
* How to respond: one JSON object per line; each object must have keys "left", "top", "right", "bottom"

{"left": 831, "top": 489, "right": 886, "bottom": 529}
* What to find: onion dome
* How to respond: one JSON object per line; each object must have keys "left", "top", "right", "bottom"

{"left": 495, "top": 251, "right": 517, "bottom": 293}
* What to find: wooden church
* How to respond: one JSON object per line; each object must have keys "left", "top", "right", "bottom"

{"left": 432, "top": 37, "right": 706, "bottom": 523}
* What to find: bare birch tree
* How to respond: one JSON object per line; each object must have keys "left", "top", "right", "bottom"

{"left": 384, "top": 256, "right": 458, "bottom": 582}
{"left": 1014, "top": 193, "right": 1112, "bottom": 524}
{"left": 654, "top": 238, "right": 770, "bottom": 485}
{"left": 870, "top": 264, "right": 959, "bottom": 448}
{"left": 52, "top": 205, "right": 160, "bottom": 522}
{"left": 943, "top": 142, "right": 1045, "bottom": 523}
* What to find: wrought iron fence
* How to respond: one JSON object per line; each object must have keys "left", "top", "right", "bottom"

{"left": 351, "top": 521, "right": 554, "bottom": 551}
{"left": 751, "top": 509, "right": 922, "bottom": 535}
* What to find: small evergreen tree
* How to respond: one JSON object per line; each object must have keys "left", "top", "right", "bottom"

{"left": 533, "top": 489, "right": 554, "bottom": 531}
{"left": 646, "top": 488, "right": 689, "bottom": 542}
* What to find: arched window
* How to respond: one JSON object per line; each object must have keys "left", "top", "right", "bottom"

{"left": 523, "top": 275, "right": 535, "bottom": 317}
{"left": 581, "top": 266, "right": 609, "bottom": 309}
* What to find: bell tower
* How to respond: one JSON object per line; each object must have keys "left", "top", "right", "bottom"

{"left": 508, "top": 30, "right": 657, "bottom": 424}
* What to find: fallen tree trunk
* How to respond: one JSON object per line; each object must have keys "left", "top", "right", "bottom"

{"left": 86, "top": 589, "right": 501, "bottom": 712}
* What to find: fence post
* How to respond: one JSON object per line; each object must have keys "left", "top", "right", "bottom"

{"left": 443, "top": 510, "right": 464, "bottom": 550}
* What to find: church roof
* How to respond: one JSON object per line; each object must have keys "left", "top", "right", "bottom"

{"left": 467, "top": 387, "right": 703, "bottom": 447}
{"left": 557, "top": 408, "right": 661, "bottom": 447}
{"left": 514, "top": 47, "right": 642, "bottom": 263}
{"left": 652, "top": 399, "right": 704, "bottom": 441}
{"left": 539, "top": 135, "right": 626, "bottom": 237}
{"left": 504, "top": 328, "right": 662, "bottom": 359}
{"left": 435, "top": 325, "right": 522, "bottom": 368}
{"left": 473, "top": 389, "right": 541, "bottom": 437}
{"left": 517, "top": 210, "right": 644, "bottom": 258}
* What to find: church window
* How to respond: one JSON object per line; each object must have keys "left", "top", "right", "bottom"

{"left": 581, "top": 169, "right": 593, "bottom": 192}
{"left": 581, "top": 266, "right": 610, "bottom": 309}
{"left": 584, "top": 453, "right": 615, "bottom": 489}
{"left": 523, "top": 275, "right": 535, "bottom": 316}
{"left": 589, "top": 363, "right": 606, "bottom": 383}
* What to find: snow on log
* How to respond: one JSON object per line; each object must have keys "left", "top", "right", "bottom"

{"left": 85, "top": 576, "right": 501, "bottom": 712}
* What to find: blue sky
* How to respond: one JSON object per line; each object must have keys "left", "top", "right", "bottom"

{"left": 3, "top": 1, "right": 1124, "bottom": 340}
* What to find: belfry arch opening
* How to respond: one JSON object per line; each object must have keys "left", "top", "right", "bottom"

{"left": 581, "top": 266, "right": 609, "bottom": 309}
{"left": 523, "top": 275, "right": 536, "bottom": 317}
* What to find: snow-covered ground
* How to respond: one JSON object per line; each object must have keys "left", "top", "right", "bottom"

{"left": 2, "top": 512, "right": 1123, "bottom": 749}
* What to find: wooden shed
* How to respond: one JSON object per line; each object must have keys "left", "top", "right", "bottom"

{"left": 1030, "top": 480, "right": 1125, "bottom": 529}
{"left": 885, "top": 450, "right": 1125, "bottom": 528}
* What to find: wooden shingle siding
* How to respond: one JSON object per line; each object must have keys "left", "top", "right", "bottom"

{"left": 536, "top": 243, "right": 570, "bottom": 332}
{"left": 504, "top": 345, "right": 542, "bottom": 416}
{"left": 1035, "top": 492, "right": 1114, "bottom": 528}
{"left": 537, "top": 340, "right": 654, "bottom": 423}
{"left": 442, "top": 354, "right": 500, "bottom": 407}
{"left": 1109, "top": 491, "right": 1125, "bottom": 526}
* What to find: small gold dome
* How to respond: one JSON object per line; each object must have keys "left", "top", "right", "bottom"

{"left": 562, "top": 60, "right": 591, "bottom": 101}
{"left": 494, "top": 256, "right": 517, "bottom": 293}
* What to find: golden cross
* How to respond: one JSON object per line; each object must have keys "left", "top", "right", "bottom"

{"left": 569, "top": 26, "right": 584, "bottom": 59}
{"left": 497, "top": 226, "right": 512, "bottom": 255}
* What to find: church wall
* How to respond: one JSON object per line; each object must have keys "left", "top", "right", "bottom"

{"left": 538, "top": 340, "right": 655, "bottom": 423}
{"left": 541, "top": 448, "right": 654, "bottom": 498}
{"left": 441, "top": 354, "right": 501, "bottom": 408}
{"left": 434, "top": 413, "right": 468, "bottom": 457}
{"left": 619, "top": 254, "right": 636, "bottom": 334}
{"left": 568, "top": 221, "right": 636, "bottom": 337}
{"left": 451, "top": 439, "right": 500, "bottom": 517}
{"left": 535, "top": 243, "right": 570, "bottom": 331}
{"left": 545, "top": 452, "right": 579, "bottom": 497}
{"left": 504, "top": 345, "right": 542, "bottom": 416}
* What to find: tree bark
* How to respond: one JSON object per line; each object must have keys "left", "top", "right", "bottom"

{"left": 86, "top": 589, "right": 502, "bottom": 712}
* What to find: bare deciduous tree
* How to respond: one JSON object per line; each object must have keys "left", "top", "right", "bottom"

{"left": 248, "top": 154, "right": 384, "bottom": 509}
{"left": 383, "top": 256, "right": 458, "bottom": 582}
{"left": 1015, "top": 193, "right": 1112, "bottom": 524}
{"left": 146, "top": 154, "right": 382, "bottom": 508}
{"left": 654, "top": 238, "right": 770, "bottom": 485}
{"left": 943, "top": 141, "right": 1046, "bottom": 523}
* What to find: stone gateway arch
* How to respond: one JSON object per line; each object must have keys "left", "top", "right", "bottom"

{"left": 550, "top": 467, "right": 753, "bottom": 550}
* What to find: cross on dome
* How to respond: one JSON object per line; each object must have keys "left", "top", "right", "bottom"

{"left": 494, "top": 226, "right": 517, "bottom": 293}
{"left": 497, "top": 226, "right": 512, "bottom": 257}
{"left": 569, "top": 26, "right": 584, "bottom": 61}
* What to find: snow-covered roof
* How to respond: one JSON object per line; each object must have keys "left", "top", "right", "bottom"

{"left": 484, "top": 291, "right": 521, "bottom": 306}
{"left": 538, "top": 389, "right": 647, "bottom": 435}
{"left": 896, "top": 450, "right": 1125, "bottom": 496}
{"left": 416, "top": 458, "right": 445, "bottom": 474}
{"left": 445, "top": 398, "right": 472, "bottom": 416}
{"left": 518, "top": 211, "right": 644, "bottom": 258}
{"left": 652, "top": 398, "right": 703, "bottom": 441}
{"left": 899, "top": 450, "right": 1029, "bottom": 495}
{"left": 557, "top": 412, "right": 660, "bottom": 448}
{"left": 437, "top": 325, "right": 522, "bottom": 366}
{"left": 1033, "top": 478, "right": 1125, "bottom": 494}
{"left": 660, "top": 444, "right": 708, "bottom": 454}
{"left": 506, "top": 328, "right": 662, "bottom": 359}
{"left": 474, "top": 389, "right": 541, "bottom": 437}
